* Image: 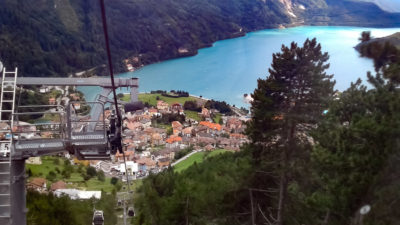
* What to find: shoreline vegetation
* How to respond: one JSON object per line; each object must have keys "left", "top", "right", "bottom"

{"left": 93, "top": 26, "right": 400, "bottom": 76}
{"left": 121, "top": 92, "right": 249, "bottom": 116}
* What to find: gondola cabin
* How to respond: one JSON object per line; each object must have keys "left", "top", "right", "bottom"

{"left": 128, "top": 207, "right": 135, "bottom": 217}
{"left": 92, "top": 210, "right": 104, "bottom": 225}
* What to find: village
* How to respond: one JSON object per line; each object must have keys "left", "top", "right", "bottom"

{"left": 22, "top": 87, "right": 250, "bottom": 196}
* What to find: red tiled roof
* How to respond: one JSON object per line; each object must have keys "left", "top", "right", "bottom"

{"left": 30, "top": 178, "right": 46, "bottom": 187}
{"left": 171, "top": 121, "right": 183, "bottom": 129}
{"left": 51, "top": 181, "right": 66, "bottom": 191}
{"left": 199, "top": 121, "right": 221, "bottom": 131}
{"left": 166, "top": 136, "right": 182, "bottom": 144}
{"left": 149, "top": 108, "right": 158, "bottom": 113}
{"left": 136, "top": 157, "right": 156, "bottom": 166}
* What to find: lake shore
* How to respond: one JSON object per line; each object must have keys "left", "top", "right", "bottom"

{"left": 79, "top": 26, "right": 400, "bottom": 109}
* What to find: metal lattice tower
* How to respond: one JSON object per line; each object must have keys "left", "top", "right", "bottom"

{"left": 0, "top": 71, "right": 141, "bottom": 225}
{"left": 0, "top": 67, "right": 18, "bottom": 225}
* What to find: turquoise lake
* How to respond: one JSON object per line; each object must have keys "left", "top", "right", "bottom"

{"left": 79, "top": 26, "right": 400, "bottom": 108}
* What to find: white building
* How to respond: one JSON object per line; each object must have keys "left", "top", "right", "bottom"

{"left": 54, "top": 189, "right": 101, "bottom": 200}
{"left": 118, "top": 161, "right": 138, "bottom": 175}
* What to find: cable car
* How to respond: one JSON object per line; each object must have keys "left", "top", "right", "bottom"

{"left": 92, "top": 210, "right": 104, "bottom": 225}
{"left": 127, "top": 207, "right": 135, "bottom": 217}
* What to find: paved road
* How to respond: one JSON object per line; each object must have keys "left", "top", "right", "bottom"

{"left": 171, "top": 149, "right": 203, "bottom": 167}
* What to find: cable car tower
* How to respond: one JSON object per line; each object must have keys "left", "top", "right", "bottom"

{"left": 1, "top": 1, "right": 139, "bottom": 224}
{"left": 0, "top": 67, "right": 142, "bottom": 225}
{"left": 0, "top": 67, "right": 17, "bottom": 225}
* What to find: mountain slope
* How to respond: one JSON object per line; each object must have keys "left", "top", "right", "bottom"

{"left": 0, "top": 0, "right": 399, "bottom": 77}
{"left": 356, "top": 0, "right": 400, "bottom": 12}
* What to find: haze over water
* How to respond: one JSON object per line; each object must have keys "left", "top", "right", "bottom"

{"left": 79, "top": 26, "right": 400, "bottom": 108}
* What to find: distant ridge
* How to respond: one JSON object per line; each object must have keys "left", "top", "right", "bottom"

{"left": 355, "top": 0, "right": 400, "bottom": 13}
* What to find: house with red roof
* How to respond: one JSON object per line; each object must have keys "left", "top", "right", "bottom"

{"left": 151, "top": 133, "right": 165, "bottom": 146}
{"left": 157, "top": 100, "right": 169, "bottom": 111}
{"left": 51, "top": 181, "right": 67, "bottom": 191}
{"left": 199, "top": 121, "right": 222, "bottom": 135}
{"left": 166, "top": 136, "right": 182, "bottom": 149}
{"left": 182, "top": 127, "right": 193, "bottom": 137}
{"left": 157, "top": 157, "right": 171, "bottom": 168}
{"left": 148, "top": 107, "right": 161, "bottom": 117}
{"left": 171, "top": 103, "right": 184, "bottom": 114}
{"left": 137, "top": 157, "right": 157, "bottom": 172}
{"left": 115, "top": 150, "right": 136, "bottom": 162}
{"left": 201, "top": 107, "right": 210, "bottom": 118}
{"left": 171, "top": 121, "right": 183, "bottom": 135}
{"left": 27, "top": 178, "right": 47, "bottom": 192}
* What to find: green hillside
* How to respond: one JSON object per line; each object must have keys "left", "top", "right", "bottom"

{"left": 1, "top": 0, "right": 400, "bottom": 77}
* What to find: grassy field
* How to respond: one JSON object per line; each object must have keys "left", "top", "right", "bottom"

{"left": 212, "top": 112, "right": 222, "bottom": 124}
{"left": 207, "top": 149, "right": 231, "bottom": 157}
{"left": 184, "top": 110, "right": 202, "bottom": 121}
{"left": 174, "top": 152, "right": 206, "bottom": 173}
{"left": 121, "top": 93, "right": 200, "bottom": 106}
{"left": 151, "top": 122, "right": 172, "bottom": 130}
{"left": 27, "top": 157, "right": 63, "bottom": 177}
{"left": 27, "top": 157, "right": 116, "bottom": 192}
{"left": 173, "top": 149, "right": 231, "bottom": 173}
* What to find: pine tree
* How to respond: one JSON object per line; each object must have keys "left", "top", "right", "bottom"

{"left": 359, "top": 31, "right": 371, "bottom": 43}
{"left": 246, "top": 38, "right": 335, "bottom": 225}
{"left": 310, "top": 42, "right": 400, "bottom": 224}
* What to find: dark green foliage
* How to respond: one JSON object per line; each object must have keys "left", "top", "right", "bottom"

{"left": 86, "top": 166, "right": 97, "bottom": 178}
{"left": 117, "top": 93, "right": 124, "bottom": 99}
{"left": 104, "top": 39, "right": 400, "bottom": 225}
{"left": 27, "top": 168, "right": 32, "bottom": 177}
{"left": 97, "top": 170, "right": 105, "bottom": 182}
{"left": 115, "top": 182, "right": 122, "bottom": 192}
{"left": 27, "top": 190, "right": 117, "bottom": 225}
{"left": 14, "top": 89, "right": 51, "bottom": 121}
{"left": 1, "top": 0, "right": 400, "bottom": 78}
{"left": 133, "top": 150, "right": 252, "bottom": 225}
{"left": 77, "top": 164, "right": 84, "bottom": 173}
{"left": 46, "top": 171, "right": 57, "bottom": 182}
{"left": 27, "top": 191, "right": 87, "bottom": 225}
{"left": 359, "top": 31, "right": 371, "bottom": 42}
{"left": 53, "top": 158, "right": 60, "bottom": 165}
{"left": 183, "top": 100, "right": 201, "bottom": 112}
{"left": 204, "top": 100, "right": 233, "bottom": 115}
{"left": 247, "top": 38, "right": 334, "bottom": 160}
{"left": 166, "top": 127, "right": 173, "bottom": 135}
{"left": 174, "top": 145, "right": 194, "bottom": 160}
{"left": 310, "top": 40, "right": 400, "bottom": 225}
{"left": 62, "top": 169, "right": 71, "bottom": 179}
{"left": 83, "top": 174, "right": 91, "bottom": 181}
{"left": 152, "top": 113, "right": 185, "bottom": 125}
{"left": 64, "top": 159, "right": 71, "bottom": 166}
{"left": 62, "top": 162, "right": 74, "bottom": 179}
{"left": 245, "top": 38, "right": 335, "bottom": 224}
{"left": 110, "top": 177, "right": 119, "bottom": 185}
{"left": 0, "top": 0, "right": 291, "bottom": 77}
{"left": 162, "top": 90, "right": 189, "bottom": 98}
{"left": 358, "top": 41, "right": 400, "bottom": 71}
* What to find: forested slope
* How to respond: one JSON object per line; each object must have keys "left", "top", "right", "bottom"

{"left": 1, "top": 0, "right": 400, "bottom": 77}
